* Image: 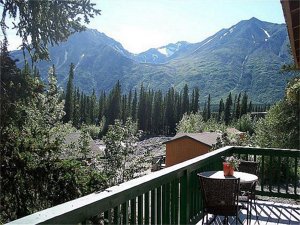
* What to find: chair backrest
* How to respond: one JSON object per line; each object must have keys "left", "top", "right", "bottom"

{"left": 238, "top": 160, "right": 259, "bottom": 175}
{"left": 198, "top": 175, "right": 240, "bottom": 212}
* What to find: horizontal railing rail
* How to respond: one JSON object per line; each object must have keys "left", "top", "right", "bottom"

{"left": 5, "top": 146, "right": 300, "bottom": 225}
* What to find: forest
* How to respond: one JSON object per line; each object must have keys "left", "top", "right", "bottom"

{"left": 62, "top": 63, "right": 269, "bottom": 136}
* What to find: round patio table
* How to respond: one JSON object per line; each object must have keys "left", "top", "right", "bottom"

{"left": 198, "top": 171, "right": 258, "bottom": 184}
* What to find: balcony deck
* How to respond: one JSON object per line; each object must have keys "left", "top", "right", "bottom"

{"left": 197, "top": 199, "right": 300, "bottom": 225}
{"left": 5, "top": 146, "right": 299, "bottom": 225}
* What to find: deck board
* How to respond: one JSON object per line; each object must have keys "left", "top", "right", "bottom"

{"left": 196, "top": 200, "right": 300, "bottom": 225}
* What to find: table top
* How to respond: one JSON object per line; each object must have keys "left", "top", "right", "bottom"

{"left": 198, "top": 171, "right": 258, "bottom": 184}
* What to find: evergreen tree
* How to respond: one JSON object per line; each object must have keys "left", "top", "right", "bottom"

{"left": 98, "top": 91, "right": 106, "bottom": 123}
{"left": 106, "top": 81, "right": 122, "bottom": 126}
{"left": 73, "top": 88, "right": 81, "bottom": 128}
{"left": 218, "top": 98, "right": 225, "bottom": 121}
{"left": 127, "top": 89, "right": 133, "bottom": 120}
{"left": 80, "top": 92, "right": 85, "bottom": 123}
{"left": 164, "top": 87, "right": 176, "bottom": 134}
{"left": 175, "top": 91, "right": 182, "bottom": 122}
{"left": 248, "top": 101, "right": 252, "bottom": 113}
{"left": 1, "top": 0, "right": 100, "bottom": 61}
{"left": 235, "top": 93, "right": 241, "bottom": 120}
{"left": 181, "top": 84, "right": 189, "bottom": 115}
{"left": 89, "top": 89, "right": 97, "bottom": 124}
{"left": 224, "top": 92, "right": 233, "bottom": 125}
{"left": 203, "top": 101, "right": 207, "bottom": 121}
{"left": 137, "top": 84, "right": 147, "bottom": 131}
{"left": 64, "top": 63, "right": 75, "bottom": 123}
{"left": 191, "top": 87, "right": 200, "bottom": 113}
{"left": 241, "top": 92, "right": 248, "bottom": 116}
{"left": 151, "top": 90, "right": 164, "bottom": 134}
{"left": 132, "top": 90, "right": 138, "bottom": 121}
{"left": 121, "top": 94, "right": 127, "bottom": 122}
{"left": 207, "top": 94, "right": 211, "bottom": 120}
{"left": 232, "top": 94, "right": 237, "bottom": 120}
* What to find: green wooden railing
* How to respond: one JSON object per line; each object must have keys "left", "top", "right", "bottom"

{"left": 6, "top": 146, "right": 299, "bottom": 225}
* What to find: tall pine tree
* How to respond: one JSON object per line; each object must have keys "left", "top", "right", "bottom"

{"left": 64, "top": 63, "right": 75, "bottom": 123}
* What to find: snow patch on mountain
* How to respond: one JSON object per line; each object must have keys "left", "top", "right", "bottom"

{"left": 57, "top": 50, "right": 68, "bottom": 69}
{"left": 252, "top": 35, "right": 256, "bottom": 44}
{"left": 158, "top": 47, "right": 168, "bottom": 56}
{"left": 113, "top": 45, "right": 126, "bottom": 55}
{"left": 229, "top": 26, "right": 235, "bottom": 33}
{"left": 201, "top": 36, "right": 216, "bottom": 47}
{"left": 261, "top": 28, "right": 271, "bottom": 39}
{"left": 74, "top": 54, "right": 85, "bottom": 71}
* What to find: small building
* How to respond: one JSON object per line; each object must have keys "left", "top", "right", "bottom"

{"left": 163, "top": 132, "right": 220, "bottom": 167}
{"left": 62, "top": 132, "right": 104, "bottom": 160}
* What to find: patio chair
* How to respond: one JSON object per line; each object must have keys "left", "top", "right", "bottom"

{"left": 238, "top": 160, "right": 259, "bottom": 224}
{"left": 198, "top": 174, "right": 242, "bottom": 224}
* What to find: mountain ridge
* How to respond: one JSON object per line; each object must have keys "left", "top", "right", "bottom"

{"left": 11, "top": 17, "right": 293, "bottom": 104}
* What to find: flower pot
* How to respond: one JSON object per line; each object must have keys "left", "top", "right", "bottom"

{"left": 223, "top": 162, "right": 234, "bottom": 176}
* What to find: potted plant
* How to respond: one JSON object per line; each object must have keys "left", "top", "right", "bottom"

{"left": 223, "top": 156, "right": 240, "bottom": 176}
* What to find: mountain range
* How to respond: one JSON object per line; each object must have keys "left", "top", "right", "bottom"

{"left": 11, "top": 17, "right": 294, "bottom": 104}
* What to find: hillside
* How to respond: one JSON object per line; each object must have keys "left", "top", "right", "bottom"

{"left": 11, "top": 17, "right": 294, "bottom": 103}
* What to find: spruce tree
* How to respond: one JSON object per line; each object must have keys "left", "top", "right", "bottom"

{"left": 98, "top": 91, "right": 106, "bottom": 123}
{"left": 182, "top": 84, "right": 189, "bottom": 115}
{"left": 151, "top": 91, "right": 163, "bottom": 134}
{"left": 106, "top": 81, "right": 122, "bottom": 126}
{"left": 74, "top": 88, "right": 81, "bottom": 128}
{"left": 241, "top": 92, "right": 248, "bottom": 116}
{"left": 235, "top": 93, "right": 241, "bottom": 120}
{"left": 64, "top": 63, "right": 75, "bottom": 123}
{"left": 137, "top": 84, "right": 147, "bottom": 131}
{"left": 132, "top": 90, "right": 138, "bottom": 121}
{"left": 90, "top": 89, "right": 97, "bottom": 124}
{"left": 224, "top": 92, "right": 233, "bottom": 125}
{"left": 207, "top": 94, "right": 211, "bottom": 120}
{"left": 218, "top": 98, "right": 225, "bottom": 121}
{"left": 203, "top": 101, "right": 207, "bottom": 121}
{"left": 164, "top": 87, "right": 176, "bottom": 134}
{"left": 191, "top": 87, "right": 200, "bottom": 113}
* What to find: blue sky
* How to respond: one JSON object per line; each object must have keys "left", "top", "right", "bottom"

{"left": 7, "top": 0, "right": 285, "bottom": 53}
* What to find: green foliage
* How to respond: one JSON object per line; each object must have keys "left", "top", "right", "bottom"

{"left": 64, "top": 63, "right": 75, "bottom": 123}
{"left": 224, "top": 92, "right": 232, "bottom": 125}
{"left": 1, "top": 0, "right": 100, "bottom": 61}
{"left": 81, "top": 124, "right": 101, "bottom": 140}
{"left": 202, "top": 118, "right": 227, "bottom": 132}
{"left": 254, "top": 77, "right": 299, "bottom": 149}
{"left": 235, "top": 114, "right": 255, "bottom": 135}
{"left": 254, "top": 101, "right": 299, "bottom": 149}
{"left": 0, "top": 59, "right": 106, "bottom": 222}
{"left": 176, "top": 112, "right": 205, "bottom": 133}
{"left": 103, "top": 118, "right": 149, "bottom": 186}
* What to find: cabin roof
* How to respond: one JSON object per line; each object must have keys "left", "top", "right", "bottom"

{"left": 163, "top": 132, "right": 220, "bottom": 147}
{"left": 61, "top": 132, "right": 104, "bottom": 159}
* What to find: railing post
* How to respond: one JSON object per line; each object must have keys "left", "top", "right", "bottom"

{"left": 294, "top": 157, "right": 298, "bottom": 196}
{"left": 144, "top": 192, "right": 149, "bottom": 224}
{"left": 151, "top": 189, "right": 156, "bottom": 224}
{"left": 180, "top": 169, "right": 190, "bottom": 224}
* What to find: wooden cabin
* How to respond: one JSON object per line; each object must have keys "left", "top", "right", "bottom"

{"left": 164, "top": 132, "right": 220, "bottom": 167}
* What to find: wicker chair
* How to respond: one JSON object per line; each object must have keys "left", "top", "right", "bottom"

{"left": 198, "top": 174, "right": 242, "bottom": 224}
{"left": 238, "top": 160, "right": 259, "bottom": 224}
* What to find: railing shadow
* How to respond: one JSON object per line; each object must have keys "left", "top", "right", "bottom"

{"left": 196, "top": 200, "right": 300, "bottom": 224}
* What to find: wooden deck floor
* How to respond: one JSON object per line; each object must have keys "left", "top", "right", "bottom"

{"left": 196, "top": 200, "right": 300, "bottom": 225}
